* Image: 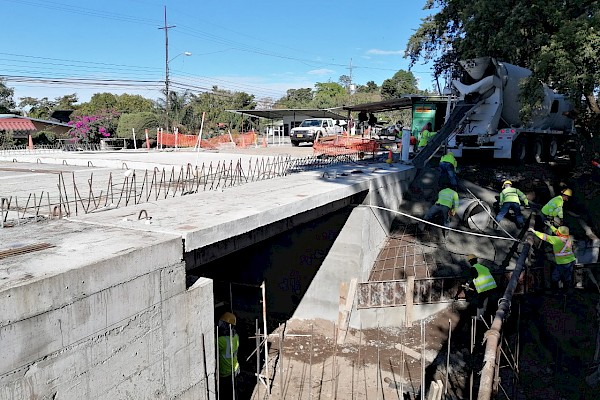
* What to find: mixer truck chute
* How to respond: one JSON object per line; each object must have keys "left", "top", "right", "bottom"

{"left": 447, "top": 57, "right": 576, "bottom": 162}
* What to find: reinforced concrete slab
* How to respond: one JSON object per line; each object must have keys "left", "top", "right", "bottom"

{"left": 67, "top": 162, "right": 416, "bottom": 253}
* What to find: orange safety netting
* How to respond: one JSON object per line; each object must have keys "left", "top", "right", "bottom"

{"left": 157, "top": 131, "right": 257, "bottom": 149}
{"left": 313, "top": 134, "right": 380, "bottom": 156}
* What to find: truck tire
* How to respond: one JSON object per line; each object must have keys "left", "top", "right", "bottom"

{"left": 291, "top": 141, "right": 299, "bottom": 147}
{"left": 511, "top": 137, "right": 527, "bottom": 163}
{"left": 531, "top": 138, "right": 544, "bottom": 163}
{"left": 544, "top": 137, "right": 558, "bottom": 161}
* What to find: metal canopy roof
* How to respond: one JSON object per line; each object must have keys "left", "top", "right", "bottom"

{"left": 227, "top": 108, "right": 346, "bottom": 120}
{"left": 343, "top": 95, "right": 449, "bottom": 113}
{"left": 0, "top": 117, "right": 37, "bottom": 131}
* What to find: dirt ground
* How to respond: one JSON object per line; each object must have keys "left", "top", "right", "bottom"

{"left": 223, "top": 143, "right": 600, "bottom": 399}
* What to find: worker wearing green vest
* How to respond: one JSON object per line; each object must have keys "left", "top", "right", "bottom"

{"left": 456, "top": 254, "right": 498, "bottom": 319}
{"left": 540, "top": 188, "right": 572, "bottom": 229}
{"left": 423, "top": 186, "right": 459, "bottom": 229}
{"left": 495, "top": 180, "right": 529, "bottom": 229}
{"left": 529, "top": 225, "right": 576, "bottom": 293}
{"left": 439, "top": 151, "right": 458, "bottom": 190}
{"left": 218, "top": 312, "right": 240, "bottom": 399}
{"left": 417, "top": 122, "right": 436, "bottom": 152}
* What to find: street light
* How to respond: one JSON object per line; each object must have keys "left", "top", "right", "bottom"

{"left": 165, "top": 51, "right": 191, "bottom": 134}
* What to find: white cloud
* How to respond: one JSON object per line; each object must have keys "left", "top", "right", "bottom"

{"left": 366, "top": 49, "right": 404, "bottom": 56}
{"left": 307, "top": 69, "right": 335, "bottom": 75}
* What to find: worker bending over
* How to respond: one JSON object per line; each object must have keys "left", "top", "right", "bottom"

{"left": 529, "top": 225, "right": 576, "bottom": 294}
{"left": 424, "top": 186, "right": 459, "bottom": 229}
{"left": 495, "top": 180, "right": 529, "bottom": 229}
{"left": 456, "top": 254, "right": 498, "bottom": 320}
{"left": 540, "top": 188, "right": 572, "bottom": 229}
{"left": 439, "top": 151, "right": 458, "bottom": 191}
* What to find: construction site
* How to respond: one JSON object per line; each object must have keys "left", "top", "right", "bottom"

{"left": 2, "top": 56, "right": 600, "bottom": 399}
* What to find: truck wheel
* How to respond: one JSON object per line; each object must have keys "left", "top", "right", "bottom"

{"left": 511, "top": 137, "right": 527, "bottom": 163}
{"left": 544, "top": 137, "right": 558, "bottom": 161}
{"left": 291, "top": 141, "right": 299, "bottom": 147}
{"left": 531, "top": 138, "right": 543, "bottom": 163}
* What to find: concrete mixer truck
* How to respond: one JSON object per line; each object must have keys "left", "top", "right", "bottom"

{"left": 447, "top": 57, "right": 576, "bottom": 162}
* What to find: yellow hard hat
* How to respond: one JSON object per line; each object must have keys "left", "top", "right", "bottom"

{"left": 503, "top": 180, "right": 512, "bottom": 187}
{"left": 467, "top": 254, "right": 478, "bottom": 262}
{"left": 561, "top": 188, "right": 572, "bottom": 197}
{"left": 219, "top": 312, "right": 236, "bottom": 326}
{"left": 557, "top": 226, "right": 570, "bottom": 236}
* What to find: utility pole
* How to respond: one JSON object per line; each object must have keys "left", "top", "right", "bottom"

{"left": 159, "top": 6, "right": 175, "bottom": 134}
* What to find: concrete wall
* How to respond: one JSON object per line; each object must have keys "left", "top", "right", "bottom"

{"left": 0, "top": 221, "right": 216, "bottom": 400}
{"left": 291, "top": 166, "right": 448, "bottom": 329}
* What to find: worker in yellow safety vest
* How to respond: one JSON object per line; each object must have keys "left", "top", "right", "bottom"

{"left": 495, "top": 180, "right": 529, "bottom": 230}
{"left": 417, "top": 122, "right": 435, "bottom": 151}
{"left": 439, "top": 151, "right": 458, "bottom": 190}
{"left": 423, "top": 186, "right": 459, "bottom": 228}
{"left": 456, "top": 254, "right": 498, "bottom": 319}
{"left": 218, "top": 312, "right": 240, "bottom": 399}
{"left": 528, "top": 225, "right": 576, "bottom": 293}
{"left": 540, "top": 188, "right": 572, "bottom": 228}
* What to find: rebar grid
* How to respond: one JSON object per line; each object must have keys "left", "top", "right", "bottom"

{"left": 1, "top": 153, "right": 363, "bottom": 227}
{"left": 369, "top": 224, "right": 437, "bottom": 281}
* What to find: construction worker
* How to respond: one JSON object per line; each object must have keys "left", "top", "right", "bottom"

{"left": 417, "top": 122, "right": 435, "bottom": 152}
{"left": 540, "top": 188, "right": 572, "bottom": 228}
{"left": 218, "top": 312, "right": 240, "bottom": 399}
{"left": 495, "top": 180, "right": 529, "bottom": 229}
{"left": 439, "top": 151, "right": 458, "bottom": 190}
{"left": 423, "top": 185, "right": 459, "bottom": 228}
{"left": 528, "top": 225, "right": 576, "bottom": 293}
{"left": 456, "top": 254, "right": 498, "bottom": 319}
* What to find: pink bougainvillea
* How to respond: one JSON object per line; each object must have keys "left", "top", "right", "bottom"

{"left": 68, "top": 109, "right": 120, "bottom": 143}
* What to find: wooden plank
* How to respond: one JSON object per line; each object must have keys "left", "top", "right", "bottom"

{"left": 337, "top": 278, "right": 357, "bottom": 345}
{"left": 405, "top": 276, "right": 414, "bottom": 327}
{"left": 394, "top": 343, "right": 421, "bottom": 360}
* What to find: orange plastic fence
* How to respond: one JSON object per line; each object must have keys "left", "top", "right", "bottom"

{"left": 157, "top": 131, "right": 257, "bottom": 149}
{"left": 313, "top": 135, "right": 380, "bottom": 156}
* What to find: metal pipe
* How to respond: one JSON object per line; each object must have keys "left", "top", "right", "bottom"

{"left": 477, "top": 232, "right": 533, "bottom": 400}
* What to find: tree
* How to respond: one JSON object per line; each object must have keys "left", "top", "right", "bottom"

{"left": 381, "top": 70, "right": 419, "bottom": 100}
{"left": 115, "top": 94, "right": 155, "bottom": 114}
{"left": 55, "top": 94, "right": 79, "bottom": 110}
{"left": 0, "top": 78, "right": 16, "bottom": 113}
{"left": 68, "top": 110, "right": 120, "bottom": 144}
{"left": 356, "top": 81, "right": 379, "bottom": 94}
{"left": 116, "top": 112, "right": 159, "bottom": 139}
{"left": 274, "top": 88, "right": 313, "bottom": 109}
{"left": 406, "top": 0, "right": 600, "bottom": 137}
{"left": 312, "top": 82, "right": 347, "bottom": 108}
{"left": 18, "top": 97, "right": 54, "bottom": 119}
{"left": 77, "top": 93, "right": 118, "bottom": 115}
{"left": 338, "top": 74, "right": 352, "bottom": 90}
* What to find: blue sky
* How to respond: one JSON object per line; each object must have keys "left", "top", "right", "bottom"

{"left": 1, "top": 0, "right": 437, "bottom": 105}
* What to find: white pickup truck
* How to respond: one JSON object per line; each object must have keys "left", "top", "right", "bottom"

{"left": 290, "top": 118, "right": 342, "bottom": 146}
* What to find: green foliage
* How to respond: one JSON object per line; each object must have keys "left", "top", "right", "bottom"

{"left": 274, "top": 88, "right": 314, "bottom": 108}
{"left": 356, "top": 81, "right": 379, "bottom": 94}
{"left": 76, "top": 93, "right": 118, "bottom": 115}
{"left": 33, "top": 130, "right": 57, "bottom": 145}
{"left": 381, "top": 70, "right": 420, "bottom": 99}
{"left": 312, "top": 82, "right": 347, "bottom": 108}
{"left": 0, "top": 78, "right": 16, "bottom": 113}
{"left": 18, "top": 94, "right": 79, "bottom": 119}
{"left": 115, "top": 94, "right": 155, "bottom": 114}
{"left": 116, "top": 112, "right": 159, "bottom": 139}
{"left": 407, "top": 0, "right": 600, "bottom": 146}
